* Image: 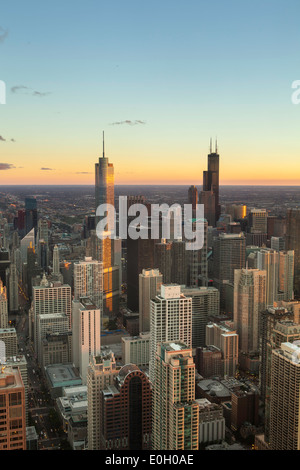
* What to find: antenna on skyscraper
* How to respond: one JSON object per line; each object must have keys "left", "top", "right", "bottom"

{"left": 215, "top": 137, "right": 218, "bottom": 154}
{"left": 210, "top": 137, "right": 212, "bottom": 154}
{"left": 102, "top": 131, "right": 105, "bottom": 158}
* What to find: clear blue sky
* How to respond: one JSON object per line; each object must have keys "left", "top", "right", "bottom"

{"left": 1, "top": 0, "right": 300, "bottom": 184}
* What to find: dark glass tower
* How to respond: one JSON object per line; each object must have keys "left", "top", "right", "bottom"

{"left": 25, "top": 197, "right": 38, "bottom": 235}
{"left": 199, "top": 139, "right": 221, "bottom": 226}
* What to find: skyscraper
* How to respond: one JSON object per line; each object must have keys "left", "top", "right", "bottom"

{"left": 25, "top": 197, "right": 38, "bottom": 236}
{"left": 73, "top": 257, "right": 103, "bottom": 309}
{"left": 0, "top": 365, "right": 26, "bottom": 450}
{"left": 87, "top": 351, "right": 121, "bottom": 450}
{"left": 182, "top": 286, "right": 219, "bottom": 348}
{"left": 95, "top": 135, "right": 120, "bottom": 318}
{"left": 199, "top": 139, "right": 220, "bottom": 226}
{"left": 286, "top": 208, "right": 300, "bottom": 296}
{"left": 139, "top": 268, "right": 162, "bottom": 333}
{"left": 100, "top": 365, "right": 152, "bottom": 450}
{"left": 154, "top": 240, "right": 172, "bottom": 283}
{"left": 269, "top": 342, "right": 300, "bottom": 450}
{"left": 0, "top": 280, "right": 8, "bottom": 329}
{"left": 95, "top": 132, "right": 114, "bottom": 269}
{"left": 72, "top": 297, "right": 101, "bottom": 384}
{"left": 149, "top": 284, "right": 192, "bottom": 382}
{"left": 233, "top": 268, "right": 266, "bottom": 354}
{"left": 52, "top": 245, "right": 60, "bottom": 276}
{"left": 152, "top": 341, "right": 199, "bottom": 450}
{"left": 213, "top": 232, "right": 246, "bottom": 309}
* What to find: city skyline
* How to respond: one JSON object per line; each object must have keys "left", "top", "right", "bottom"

{"left": 1, "top": 0, "right": 300, "bottom": 186}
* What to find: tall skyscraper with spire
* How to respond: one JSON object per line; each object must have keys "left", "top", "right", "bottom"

{"left": 199, "top": 139, "right": 221, "bottom": 226}
{"left": 94, "top": 133, "right": 119, "bottom": 320}
{"left": 95, "top": 132, "right": 114, "bottom": 269}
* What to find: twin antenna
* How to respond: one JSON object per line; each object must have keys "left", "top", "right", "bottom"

{"left": 102, "top": 131, "right": 105, "bottom": 158}
{"left": 210, "top": 137, "right": 218, "bottom": 154}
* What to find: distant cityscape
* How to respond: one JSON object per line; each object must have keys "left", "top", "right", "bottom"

{"left": 0, "top": 142, "right": 300, "bottom": 453}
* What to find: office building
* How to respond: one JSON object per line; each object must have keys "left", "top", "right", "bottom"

{"left": 233, "top": 268, "right": 266, "bottom": 354}
{"left": 139, "top": 268, "right": 162, "bottom": 333}
{"left": 101, "top": 364, "right": 152, "bottom": 450}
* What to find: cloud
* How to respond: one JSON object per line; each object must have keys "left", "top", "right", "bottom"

{"left": 109, "top": 120, "right": 146, "bottom": 126}
{"left": 0, "top": 163, "right": 15, "bottom": 170}
{"left": 0, "top": 27, "right": 8, "bottom": 43}
{"left": 11, "top": 85, "right": 51, "bottom": 97}
{"left": 75, "top": 171, "right": 92, "bottom": 174}
{"left": 0, "top": 135, "right": 6, "bottom": 141}
{"left": 40, "top": 167, "right": 54, "bottom": 171}
{"left": 11, "top": 138, "right": 16, "bottom": 142}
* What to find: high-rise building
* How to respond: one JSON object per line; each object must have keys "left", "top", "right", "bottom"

{"left": 20, "top": 228, "right": 35, "bottom": 264}
{"left": 154, "top": 240, "right": 172, "bottom": 284}
{"left": 74, "top": 257, "right": 103, "bottom": 309}
{"left": 188, "top": 185, "right": 198, "bottom": 216}
{"left": 25, "top": 197, "right": 38, "bottom": 236}
{"left": 269, "top": 342, "right": 300, "bottom": 450}
{"left": 206, "top": 322, "right": 239, "bottom": 377}
{"left": 152, "top": 341, "right": 199, "bottom": 450}
{"left": 139, "top": 268, "right": 162, "bottom": 333}
{"left": 248, "top": 209, "right": 268, "bottom": 234}
{"left": 0, "top": 328, "right": 17, "bottom": 357}
{"left": 213, "top": 233, "right": 246, "bottom": 309}
{"left": 121, "top": 332, "right": 150, "bottom": 367}
{"left": 31, "top": 279, "right": 72, "bottom": 351}
{"left": 95, "top": 133, "right": 114, "bottom": 269}
{"left": 0, "top": 280, "right": 8, "bottom": 329}
{"left": 149, "top": 285, "right": 192, "bottom": 382}
{"left": 0, "top": 365, "right": 26, "bottom": 450}
{"left": 101, "top": 364, "right": 152, "bottom": 450}
{"left": 9, "top": 263, "right": 19, "bottom": 312}
{"left": 36, "top": 313, "right": 70, "bottom": 364}
{"left": 259, "top": 306, "right": 294, "bottom": 406}
{"left": 171, "top": 240, "right": 187, "bottom": 285}
{"left": 233, "top": 268, "right": 266, "bottom": 354}
{"left": 271, "top": 236, "right": 285, "bottom": 252}
{"left": 278, "top": 250, "right": 294, "bottom": 301}
{"left": 186, "top": 218, "right": 208, "bottom": 288}
{"left": 87, "top": 351, "right": 121, "bottom": 450}
{"left": 52, "top": 245, "right": 60, "bottom": 276}
{"left": 257, "top": 249, "right": 279, "bottom": 306}
{"left": 199, "top": 140, "right": 220, "bottom": 226}
{"left": 72, "top": 298, "right": 101, "bottom": 384}
{"left": 182, "top": 286, "right": 219, "bottom": 348}
{"left": 127, "top": 231, "right": 156, "bottom": 312}
{"left": 286, "top": 208, "right": 300, "bottom": 296}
